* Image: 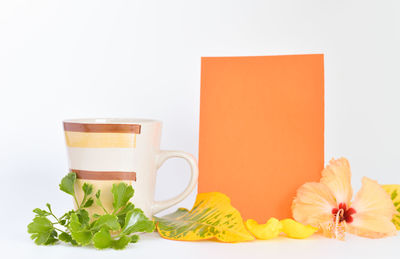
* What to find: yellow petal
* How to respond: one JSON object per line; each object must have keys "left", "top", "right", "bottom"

{"left": 245, "top": 218, "right": 282, "bottom": 240}
{"left": 348, "top": 177, "right": 397, "bottom": 238}
{"left": 320, "top": 157, "right": 353, "bottom": 206}
{"left": 280, "top": 218, "right": 318, "bottom": 239}
{"left": 292, "top": 182, "right": 336, "bottom": 226}
{"left": 382, "top": 184, "right": 400, "bottom": 230}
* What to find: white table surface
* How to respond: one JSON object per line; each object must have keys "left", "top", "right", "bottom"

{"left": 4, "top": 226, "right": 399, "bottom": 259}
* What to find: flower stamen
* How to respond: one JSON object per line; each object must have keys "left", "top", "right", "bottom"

{"left": 332, "top": 203, "right": 356, "bottom": 223}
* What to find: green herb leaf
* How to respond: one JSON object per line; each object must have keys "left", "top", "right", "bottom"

{"left": 122, "top": 208, "right": 155, "bottom": 235}
{"left": 113, "top": 235, "right": 131, "bottom": 250}
{"left": 93, "top": 227, "right": 113, "bottom": 249}
{"left": 112, "top": 183, "right": 134, "bottom": 212}
{"left": 94, "top": 190, "right": 109, "bottom": 214}
{"left": 82, "top": 183, "right": 93, "bottom": 196}
{"left": 58, "top": 232, "right": 71, "bottom": 242}
{"left": 95, "top": 190, "right": 101, "bottom": 199}
{"left": 46, "top": 203, "right": 52, "bottom": 212}
{"left": 59, "top": 232, "right": 77, "bottom": 246}
{"left": 33, "top": 208, "right": 51, "bottom": 217}
{"left": 59, "top": 210, "right": 74, "bottom": 226}
{"left": 71, "top": 230, "right": 92, "bottom": 245}
{"left": 60, "top": 210, "right": 74, "bottom": 220}
{"left": 59, "top": 172, "right": 76, "bottom": 196}
{"left": 44, "top": 230, "right": 58, "bottom": 245}
{"left": 116, "top": 202, "right": 135, "bottom": 216}
{"left": 130, "top": 235, "right": 139, "bottom": 243}
{"left": 83, "top": 198, "right": 94, "bottom": 208}
{"left": 27, "top": 216, "right": 54, "bottom": 245}
{"left": 93, "top": 214, "right": 121, "bottom": 231}
{"left": 69, "top": 212, "right": 83, "bottom": 232}
{"left": 68, "top": 212, "right": 92, "bottom": 245}
{"left": 116, "top": 202, "right": 135, "bottom": 227}
{"left": 76, "top": 209, "right": 90, "bottom": 227}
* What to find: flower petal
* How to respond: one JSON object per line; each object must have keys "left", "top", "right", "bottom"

{"left": 245, "top": 218, "right": 282, "bottom": 240}
{"left": 348, "top": 177, "right": 397, "bottom": 238}
{"left": 292, "top": 182, "right": 336, "bottom": 226}
{"left": 320, "top": 158, "right": 353, "bottom": 206}
{"left": 348, "top": 214, "right": 397, "bottom": 238}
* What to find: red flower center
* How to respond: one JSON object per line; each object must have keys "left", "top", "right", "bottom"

{"left": 332, "top": 203, "right": 356, "bottom": 223}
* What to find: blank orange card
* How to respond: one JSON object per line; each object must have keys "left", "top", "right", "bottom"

{"left": 199, "top": 54, "right": 324, "bottom": 221}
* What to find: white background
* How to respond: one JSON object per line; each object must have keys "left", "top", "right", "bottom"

{"left": 0, "top": 0, "right": 399, "bottom": 258}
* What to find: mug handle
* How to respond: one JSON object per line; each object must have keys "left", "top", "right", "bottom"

{"left": 152, "top": 150, "right": 199, "bottom": 215}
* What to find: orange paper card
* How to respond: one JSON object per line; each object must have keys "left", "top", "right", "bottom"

{"left": 199, "top": 54, "right": 324, "bottom": 221}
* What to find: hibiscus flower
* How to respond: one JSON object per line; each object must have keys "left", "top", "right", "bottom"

{"left": 292, "top": 158, "right": 397, "bottom": 240}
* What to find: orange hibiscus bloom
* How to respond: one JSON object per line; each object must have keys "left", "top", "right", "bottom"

{"left": 292, "top": 158, "right": 397, "bottom": 240}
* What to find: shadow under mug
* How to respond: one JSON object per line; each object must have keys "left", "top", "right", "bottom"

{"left": 63, "top": 118, "right": 198, "bottom": 217}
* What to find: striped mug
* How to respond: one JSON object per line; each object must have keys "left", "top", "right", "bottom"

{"left": 63, "top": 118, "right": 199, "bottom": 217}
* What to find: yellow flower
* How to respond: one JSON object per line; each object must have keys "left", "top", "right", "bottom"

{"left": 292, "top": 158, "right": 397, "bottom": 240}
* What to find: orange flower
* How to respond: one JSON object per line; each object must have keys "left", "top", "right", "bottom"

{"left": 292, "top": 158, "right": 397, "bottom": 240}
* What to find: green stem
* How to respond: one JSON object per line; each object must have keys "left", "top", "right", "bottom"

{"left": 100, "top": 204, "right": 109, "bottom": 214}
{"left": 73, "top": 195, "right": 79, "bottom": 209}
{"left": 79, "top": 195, "right": 87, "bottom": 210}
{"left": 50, "top": 213, "right": 59, "bottom": 222}
{"left": 113, "top": 206, "right": 124, "bottom": 216}
{"left": 48, "top": 210, "right": 66, "bottom": 226}
{"left": 95, "top": 197, "right": 109, "bottom": 214}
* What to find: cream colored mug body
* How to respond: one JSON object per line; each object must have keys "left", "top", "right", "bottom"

{"left": 63, "top": 118, "right": 198, "bottom": 217}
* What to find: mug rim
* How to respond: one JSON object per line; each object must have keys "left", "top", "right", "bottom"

{"left": 63, "top": 118, "right": 161, "bottom": 125}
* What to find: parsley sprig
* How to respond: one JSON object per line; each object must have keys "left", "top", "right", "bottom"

{"left": 27, "top": 172, "right": 155, "bottom": 249}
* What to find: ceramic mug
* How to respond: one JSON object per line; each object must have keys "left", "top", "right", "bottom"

{"left": 63, "top": 118, "right": 198, "bottom": 217}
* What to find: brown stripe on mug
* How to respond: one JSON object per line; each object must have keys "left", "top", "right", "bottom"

{"left": 64, "top": 122, "right": 141, "bottom": 134}
{"left": 71, "top": 169, "right": 137, "bottom": 181}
